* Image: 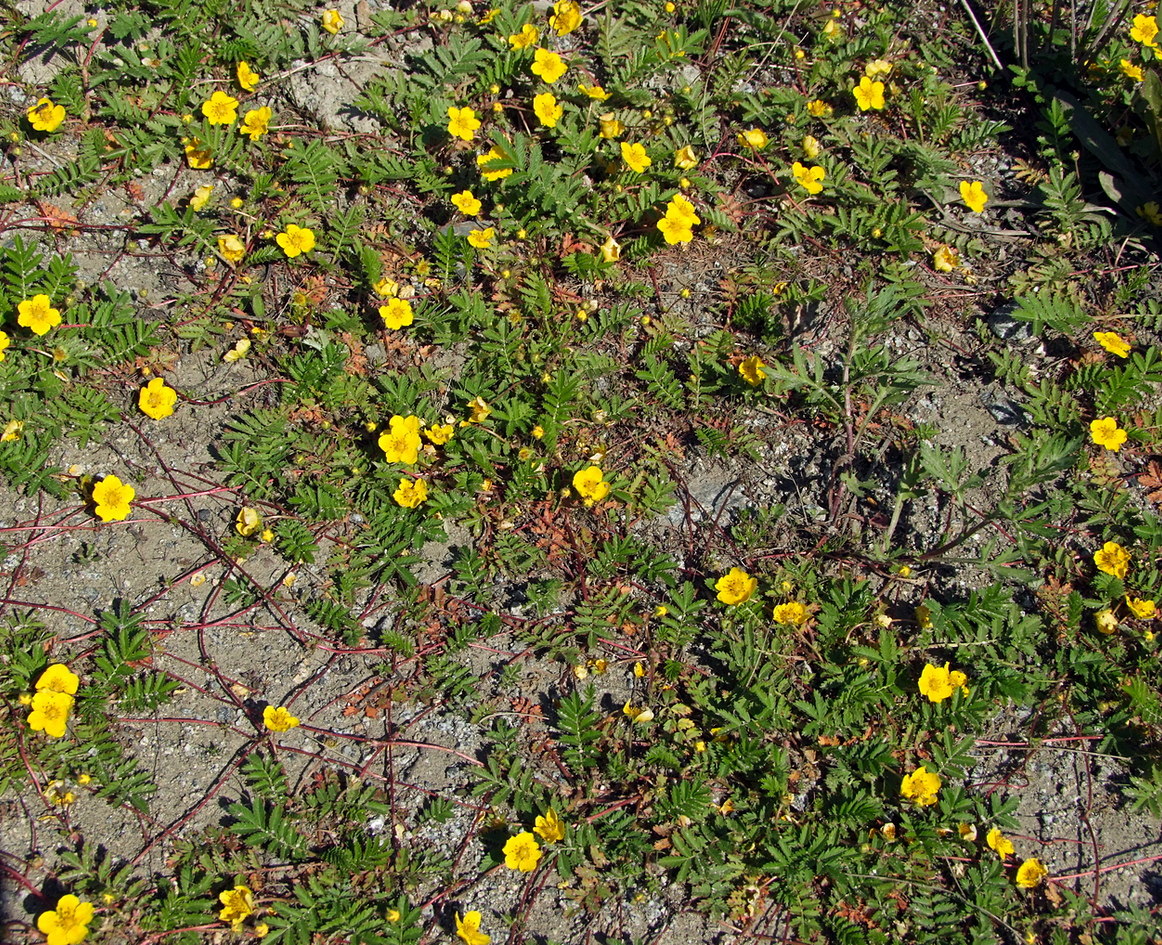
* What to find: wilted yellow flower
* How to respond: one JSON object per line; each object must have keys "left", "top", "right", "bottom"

{"left": 1095, "top": 608, "right": 1118, "bottom": 634}
{"left": 236, "top": 61, "right": 260, "bottom": 91}
{"left": 1089, "top": 417, "right": 1127, "bottom": 452}
{"left": 549, "top": 0, "right": 583, "bottom": 35}
{"left": 987, "top": 827, "right": 1015, "bottom": 858}
{"left": 190, "top": 184, "right": 214, "bottom": 210}
{"left": 263, "top": 705, "right": 299, "bottom": 731}
{"left": 791, "top": 162, "right": 825, "bottom": 194}
{"left": 1093, "top": 331, "right": 1130, "bottom": 358}
{"left": 236, "top": 507, "right": 262, "bottom": 536}
{"left": 865, "top": 58, "right": 893, "bottom": 79}
{"left": 806, "top": 99, "right": 833, "bottom": 118}
{"left": 425, "top": 423, "right": 454, "bottom": 445}
{"left": 27, "top": 97, "right": 66, "bottom": 132}
{"left": 184, "top": 137, "right": 213, "bottom": 169}
{"left": 933, "top": 245, "right": 959, "bottom": 271}
{"left": 502, "top": 831, "right": 542, "bottom": 871}
{"left": 218, "top": 885, "right": 254, "bottom": 931}
{"left": 534, "top": 808, "right": 566, "bottom": 842}
{"left": 1120, "top": 59, "right": 1145, "bottom": 81}
{"left": 201, "top": 90, "right": 239, "bottom": 125}
{"left": 139, "top": 377, "right": 178, "bottom": 420}
{"left": 321, "top": 9, "right": 344, "bottom": 33}
{"left": 508, "top": 23, "right": 539, "bottom": 48}
{"left": 466, "top": 397, "right": 491, "bottom": 423}
{"left": 579, "top": 83, "right": 611, "bottom": 101}
{"left": 600, "top": 235, "right": 621, "bottom": 262}
{"left": 1126, "top": 596, "right": 1157, "bottom": 620}
{"left": 218, "top": 234, "right": 246, "bottom": 263}
{"left": 598, "top": 113, "right": 624, "bottom": 138}
{"left": 715, "top": 567, "right": 757, "bottom": 605}
{"left": 1094, "top": 541, "right": 1130, "bottom": 578}
{"left": 673, "top": 145, "right": 698, "bottom": 169}
{"left": 802, "top": 135, "right": 821, "bottom": 159}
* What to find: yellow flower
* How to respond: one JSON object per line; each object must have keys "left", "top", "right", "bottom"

{"left": 531, "top": 48, "right": 567, "bottom": 83}
{"left": 737, "top": 128, "right": 768, "bottom": 150}
{"left": 276, "top": 223, "right": 316, "bottom": 257}
{"left": 918, "top": 662, "right": 969, "bottom": 702}
{"left": 321, "top": 8, "right": 344, "bottom": 33}
{"left": 1120, "top": 59, "right": 1145, "bottom": 81}
{"left": 224, "top": 338, "right": 251, "bottom": 362}
{"left": 235, "top": 507, "right": 262, "bottom": 536}
{"left": 1130, "top": 14, "right": 1159, "bottom": 48}
{"left": 987, "top": 827, "right": 1015, "bottom": 858}
{"left": 1093, "top": 331, "right": 1130, "bottom": 358}
{"left": 598, "top": 113, "right": 624, "bottom": 138}
{"left": 466, "top": 396, "right": 491, "bottom": 423}
{"left": 958, "top": 823, "right": 978, "bottom": 842}
{"left": 184, "top": 137, "right": 213, "bottom": 169}
{"left": 802, "top": 135, "right": 821, "bottom": 159}
{"left": 738, "top": 355, "right": 766, "bottom": 386}
{"left": 37, "top": 894, "right": 94, "bottom": 945}
{"left": 455, "top": 911, "right": 491, "bottom": 945}
{"left": 2, "top": 419, "right": 24, "bottom": 441}
{"left": 263, "top": 705, "right": 300, "bottom": 732}
{"left": 508, "top": 23, "right": 539, "bottom": 49}
{"left": 933, "top": 245, "right": 959, "bottom": 272}
{"left": 467, "top": 227, "right": 494, "bottom": 249}
{"left": 503, "top": 831, "right": 542, "bottom": 871}
{"left": 27, "top": 97, "right": 66, "bottom": 132}
{"left": 865, "top": 58, "right": 893, "bottom": 79}
{"left": 139, "top": 377, "right": 178, "bottom": 420}
{"left": 1089, "top": 416, "right": 1127, "bottom": 452}
{"left": 28, "top": 690, "right": 74, "bottom": 739}
{"left": 1094, "top": 541, "right": 1130, "bottom": 579}
{"left": 853, "top": 76, "right": 885, "bottom": 111}
{"left": 1095, "top": 608, "right": 1118, "bottom": 634}
{"left": 715, "top": 567, "right": 757, "bottom": 605}
{"left": 772, "top": 601, "right": 808, "bottom": 626}
{"left": 900, "top": 765, "right": 942, "bottom": 806}
{"left": 379, "top": 298, "right": 414, "bottom": 330}
{"left": 218, "top": 885, "right": 255, "bottom": 931}
{"left": 806, "top": 99, "right": 833, "bottom": 118}
{"left": 579, "top": 83, "right": 611, "bottom": 101}
{"left": 791, "top": 162, "right": 825, "bottom": 195}
{"left": 622, "top": 700, "right": 654, "bottom": 723}
{"left": 17, "top": 294, "right": 61, "bottom": 335}
{"left": 0, "top": 330, "right": 10, "bottom": 361}
{"left": 451, "top": 189, "right": 482, "bottom": 215}
{"left": 1126, "top": 596, "right": 1157, "bottom": 620}
{"left": 572, "top": 466, "right": 610, "bottom": 506}
{"left": 201, "top": 90, "right": 239, "bottom": 125}
{"left": 959, "top": 180, "right": 988, "bottom": 213}
{"left": 657, "top": 194, "right": 700, "bottom": 244}
{"left": 240, "top": 106, "right": 272, "bottom": 140}
{"left": 393, "top": 477, "right": 428, "bottom": 508}
{"left": 423, "top": 424, "right": 452, "bottom": 445}
{"left": 37, "top": 664, "right": 80, "bottom": 695}
{"left": 600, "top": 235, "right": 621, "bottom": 262}
{"left": 1139, "top": 201, "right": 1162, "bottom": 225}
{"left": 1015, "top": 857, "right": 1048, "bottom": 889}
{"left": 218, "top": 234, "right": 246, "bottom": 263}
{"left": 477, "top": 145, "right": 513, "bottom": 181}
{"left": 549, "top": 0, "right": 583, "bottom": 35}
{"left": 447, "top": 106, "right": 481, "bottom": 141}
{"left": 621, "top": 141, "right": 652, "bottom": 173}
{"left": 236, "top": 61, "right": 260, "bottom": 91}
{"left": 673, "top": 145, "right": 698, "bottom": 170}
{"left": 534, "top": 808, "right": 566, "bottom": 842}
{"left": 533, "top": 92, "right": 563, "bottom": 128}
{"left": 190, "top": 184, "right": 214, "bottom": 211}
{"left": 92, "top": 474, "right": 134, "bottom": 522}
{"left": 379, "top": 414, "right": 423, "bottom": 463}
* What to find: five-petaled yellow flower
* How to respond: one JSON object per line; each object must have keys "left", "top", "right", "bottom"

{"left": 379, "top": 414, "right": 423, "bottom": 464}
{"left": 533, "top": 92, "right": 563, "bottom": 128}
{"left": 379, "top": 298, "right": 414, "bottom": 330}
{"left": 451, "top": 189, "right": 482, "bottom": 216}
{"left": 1093, "top": 331, "right": 1130, "bottom": 358}
{"left": 579, "top": 83, "right": 611, "bottom": 101}
{"left": 263, "top": 705, "right": 300, "bottom": 732}
{"left": 240, "top": 106, "right": 271, "bottom": 140}
{"left": 455, "top": 910, "right": 491, "bottom": 945}
{"left": 738, "top": 355, "right": 766, "bottom": 386}
{"left": 139, "top": 377, "right": 178, "bottom": 420}
{"left": 218, "top": 885, "right": 255, "bottom": 931}
{"left": 467, "top": 227, "right": 495, "bottom": 249}
{"left": 218, "top": 234, "right": 246, "bottom": 263}
{"left": 1015, "top": 857, "right": 1048, "bottom": 889}
{"left": 791, "top": 162, "right": 825, "bottom": 195}
{"left": 37, "top": 664, "right": 80, "bottom": 695}
{"left": 572, "top": 466, "right": 610, "bottom": 506}
{"left": 201, "top": 91, "right": 239, "bottom": 125}
{"left": 987, "top": 827, "right": 1015, "bottom": 858}
{"left": 1090, "top": 416, "right": 1128, "bottom": 452}
{"left": 27, "top": 97, "right": 66, "bottom": 132}
{"left": 1126, "top": 596, "right": 1157, "bottom": 620}
{"left": 715, "top": 567, "right": 757, "bottom": 605}
{"left": 92, "top": 474, "right": 134, "bottom": 522}
{"left": 321, "top": 9, "right": 344, "bottom": 34}
{"left": 531, "top": 48, "right": 567, "bottom": 83}
{"left": 772, "top": 601, "right": 808, "bottom": 626}
{"left": 28, "top": 690, "right": 74, "bottom": 738}
{"left": 17, "top": 294, "right": 61, "bottom": 336}
{"left": 502, "top": 831, "right": 543, "bottom": 871}
{"left": 549, "top": 0, "right": 583, "bottom": 35}
{"left": 37, "top": 894, "right": 94, "bottom": 945}
{"left": 918, "top": 662, "right": 968, "bottom": 703}
{"left": 1094, "top": 541, "right": 1130, "bottom": 579}
{"left": 236, "top": 61, "right": 260, "bottom": 91}
{"left": 900, "top": 765, "right": 942, "bottom": 806}
{"left": 737, "top": 128, "right": 768, "bottom": 150}
{"left": 276, "top": 224, "right": 316, "bottom": 258}
{"left": 447, "top": 106, "right": 481, "bottom": 142}
{"left": 807, "top": 99, "right": 833, "bottom": 118}
{"left": 959, "top": 180, "right": 988, "bottom": 213}
{"left": 1130, "top": 14, "right": 1159, "bottom": 48}
{"left": 508, "top": 23, "right": 539, "bottom": 49}
{"left": 393, "top": 477, "right": 428, "bottom": 508}
{"left": 657, "top": 194, "right": 700, "bottom": 244}
{"left": 534, "top": 808, "right": 566, "bottom": 843}
{"left": 620, "top": 141, "right": 651, "bottom": 173}
{"left": 184, "top": 137, "right": 213, "bottom": 169}
{"left": 853, "top": 76, "right": 886, "bottom": 111}
{"left": 235, "top": 506, "right": 262, "bottom": 536}
{"left": 425, "top": 423, "right": 454, "bottom": 445}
